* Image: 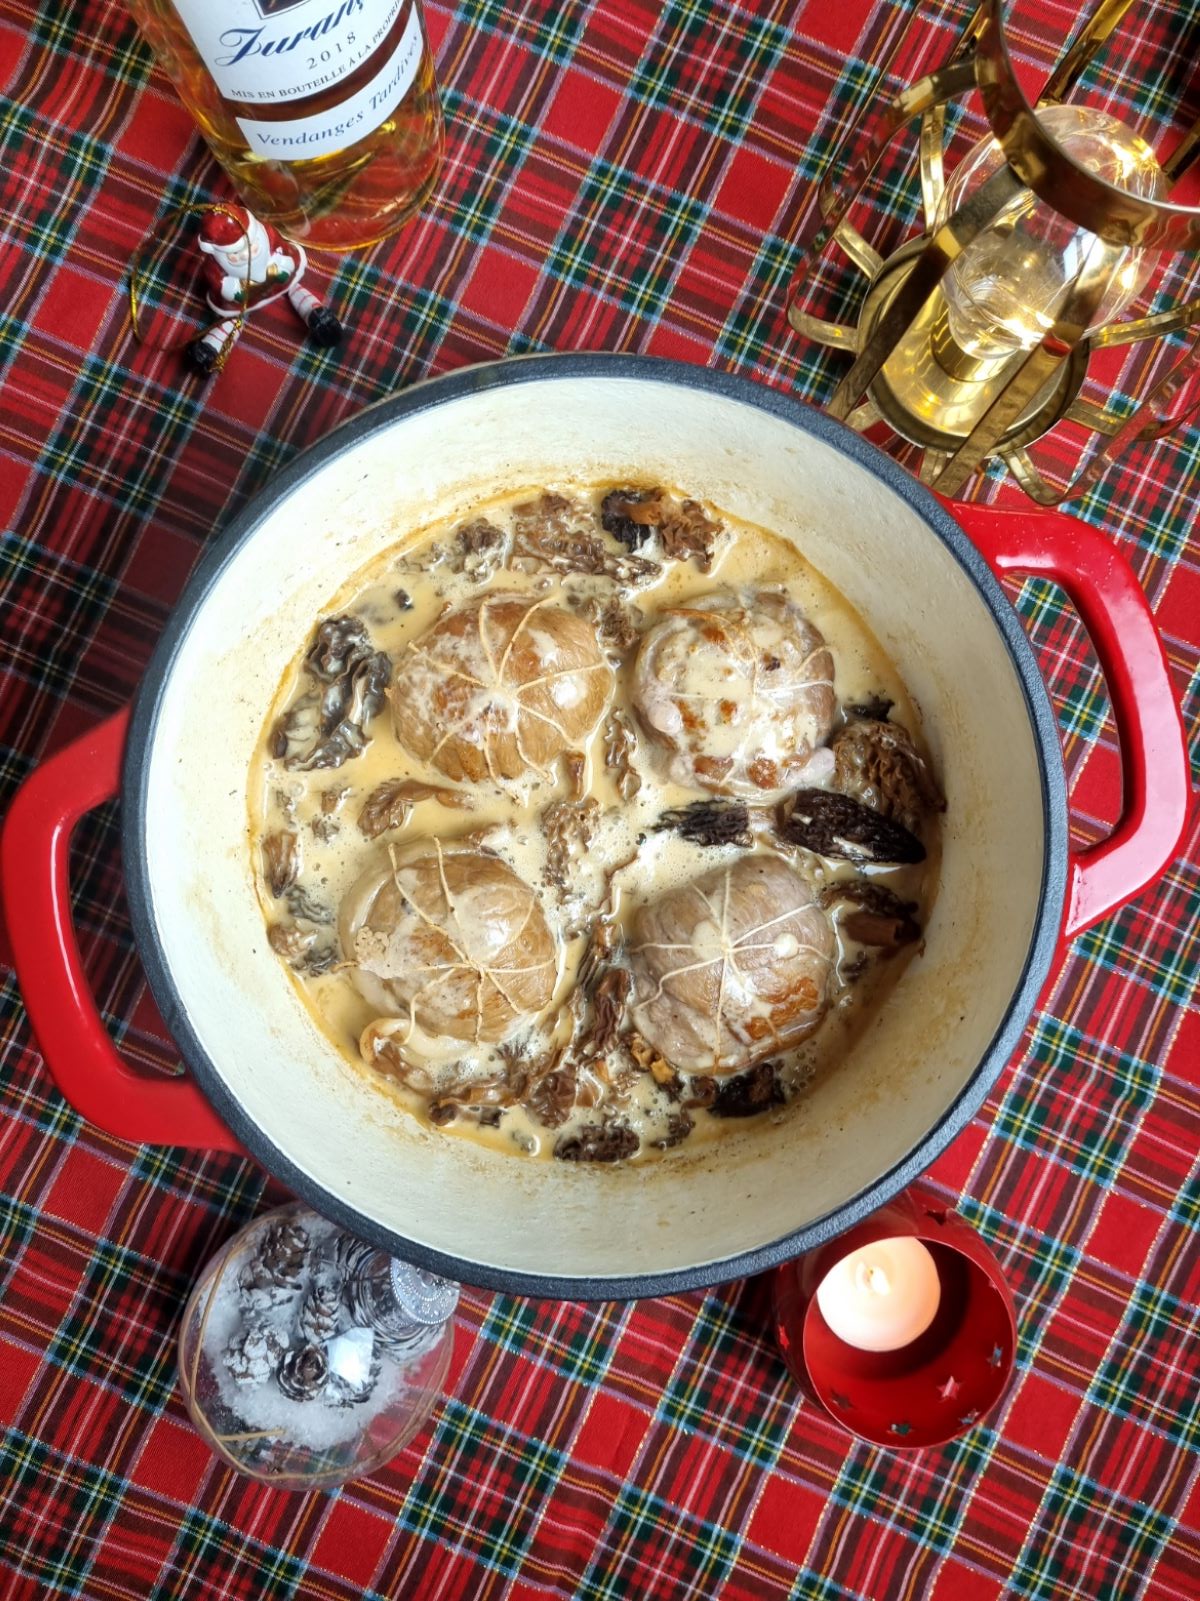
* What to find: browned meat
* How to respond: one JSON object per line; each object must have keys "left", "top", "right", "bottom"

{"left": 343, "top": 841, "right": 558, "bottom": 1046}
{"left": 633, "top": 589, "right": 836, "bottom": 796}
{"left": 389, "top": 592, "right": 614, "bottom": 784}
{"left": 629, "top": 854, "right": 834, "bottom": 1075}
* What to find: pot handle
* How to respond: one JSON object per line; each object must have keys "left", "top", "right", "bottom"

{"left": 954, "top": 503, "right": 1192, "bottom": 940}
{"left": 1, "top": 710, "right": 244, "bottom": 1151}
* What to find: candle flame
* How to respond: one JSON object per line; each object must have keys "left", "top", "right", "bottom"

{"left": 854, "top": 1261, "right": 891, "bottom": 1297}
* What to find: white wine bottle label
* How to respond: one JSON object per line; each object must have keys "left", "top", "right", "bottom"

{"left": 171, "top": 0, "right": 409, "bottom": 106}
{"left": 236, "top": 4, "right": 424, "bottom": 158}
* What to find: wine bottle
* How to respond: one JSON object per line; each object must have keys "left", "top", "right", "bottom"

{"left": 124, "top": 0, "right": 444, "bottom": 249}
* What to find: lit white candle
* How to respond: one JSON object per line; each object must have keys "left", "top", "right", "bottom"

{"left": 815, "top": 1237, "right": 941, "bottom": 1352}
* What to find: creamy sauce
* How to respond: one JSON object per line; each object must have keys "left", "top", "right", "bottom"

{"left": 248, "top": 484, "right": 941, "bottom": 1162}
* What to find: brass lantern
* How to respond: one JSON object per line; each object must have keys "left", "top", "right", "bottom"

{"left": 788, "top": 0, "right": 1200, "bottom": 501}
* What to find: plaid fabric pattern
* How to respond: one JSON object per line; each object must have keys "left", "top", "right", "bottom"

{"left": 1, "top": 0, "right": 1198, "bottom": 1594}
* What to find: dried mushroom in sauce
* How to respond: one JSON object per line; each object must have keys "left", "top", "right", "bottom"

{"left": 450, "top": 518, "right": 506, "bottom": 580}
{"left": 272, "top": 614, "right": 391, "bottom": 772}
{"left": 357, "top": 777, "right": 472, "bottom": 840}
{"left": 571, "top": 592, "right": 644, "bottom": 655}
{"left": 525, "top": 1059, "right": 579, "bottom": 1131}
{"left": 600, "top": 487, "right": 722, "bottom": 571}
{"left": 821, "top": 880, "right": 922, "bottom": 947}
{"left": 262, "top": 830, "right": 300, "bottom": 897}
{"left": 602, "top": 709, "right": 641, "bottom": 800}
{"left": 268, "top": 921, "right": 315, "bottom": 964}
{"left": 575, "top": 966, "right": 632, "bottom": 1060}
{"left": 831, "top": 717, "right": 945, "bottom": 837}
{"left": 654, "top": 799, "right": 752, "bottom": 849}
{"left": 510, "top": 492, "right": 660, "bottom": 585}
{"left": 285, "top": 884, "right": 334, "bottom": 924}
{"left": 541, "top": 796, "right": 602, "bottom": 896}
{"left": 649, "top": 1111, "right": 695, "bottom": 1149}
{"left": 709, "top": 1061, "right": 785, "bottom": 1119}
{"left": 554, "top": 1120, "right": 639, "bottom": 1164}
{"left": 778, "top": 788, "right": 926, "bottom": 865}
{"left": 600, "top": 488, "right": 660, "bottom": 551}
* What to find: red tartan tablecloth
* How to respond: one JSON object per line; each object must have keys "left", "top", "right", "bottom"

{"left": 1, "top": 1, "right": 1198, "bottom": 1597}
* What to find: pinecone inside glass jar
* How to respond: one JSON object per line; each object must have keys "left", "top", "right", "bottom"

{"left": 237, "top": 1220, "right": 310, "bottom": 1310}
{"left": 334, "top": 1234, "right": 376, "bottom": 1283}
{"left": 225, "top": 1320, "right": 289, "bottom": 1386}
{"left": 277, "top": 1341, "right": 329, "bottom": 1402}
{"left": 297, "top": 1263, "right": 342, "bottom": 1345}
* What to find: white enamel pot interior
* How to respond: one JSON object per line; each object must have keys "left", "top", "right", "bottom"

{"left": 124, "top": 355, "right": 1066, "bottom": 1299}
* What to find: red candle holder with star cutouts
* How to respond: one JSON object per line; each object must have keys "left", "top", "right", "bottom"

{"left": 771, "top": 1189, "right": 1017, "bottom": 1449}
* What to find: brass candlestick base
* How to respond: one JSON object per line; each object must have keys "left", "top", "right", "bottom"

{"left": 816, "top": 238, "right": 1089, "bottom": 486}
{"left": 788, "top": 0, "right": 1200, "bottom": 503}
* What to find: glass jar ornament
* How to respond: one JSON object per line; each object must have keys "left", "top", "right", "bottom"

{"left": 177, "top": 1202, "right": 458, "bottom": 1490}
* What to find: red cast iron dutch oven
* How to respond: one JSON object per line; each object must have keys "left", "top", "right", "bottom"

{"left": 2, "top": 356, "right": 1190, "bottom": 1299}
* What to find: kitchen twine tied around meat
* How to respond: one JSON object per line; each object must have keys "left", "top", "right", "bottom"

{"left": 128, "top": 201, "right": 251, "bottom": 374}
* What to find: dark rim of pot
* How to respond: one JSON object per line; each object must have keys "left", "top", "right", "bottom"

{"left": 123, "top": 353, "right": 1068, "bottom": 1302}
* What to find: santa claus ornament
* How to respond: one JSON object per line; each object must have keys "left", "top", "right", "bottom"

{"left": 191, "top": 204, "right": 342, "bottom": 375}
{"left": 129, "top": 202, "right": 344, "bottom": 378}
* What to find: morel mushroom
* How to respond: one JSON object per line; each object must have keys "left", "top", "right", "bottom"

{"left": 600, "top": 487, "right": 722, "bottom": 570}
{"left": 778, "top": 788, "right": 925, "bottom": 865}
{"left": 524, "top": 1059, "right": 579, "bottom": 1130}
{"left": 573, "top": 592, "right": 644, "bottom": 655}
{"left": 341, "top": 840, "right": 559, "bottom": 1048}
{"left": 632, "top": 589, "right": 836, "bottom": 796}
{"left": 450, "top": 518, "right": 506, "bottom": 580}
{"left": 541, "top": 796, "right": 601, "bottom": 893}
{"left": 273, "top": 615, "right": 392, "bottom": 772}
{"left": 358, "top": 777, "right": 473, "bottom": 840}
{"left": 629, "top": 854, "right": 834, "bottom": 1075}
{"left": 510, "top": 493, "right": 660, "bottom": 584}
{"left": 822, "top": 880, "right": 922, "bottom": 947}
{"left": 649, "top": 1111, "right": 695, "bottom": 1150}
{"left": 268, "top": 920, "right": 316, "bottom": 966}
{"left": 389, "top": 592, "right": 614, "bottom": 784}
{"left": 262, "top": 830, "right": 300, "bottom": 897}
{"left": 600, "top": 487, "right": 661, "bottom": 551}
{"left": 831, "top": 717, "right": 945, "bottom": 836}
{"left": 709, "top": 1060, "right": 785, "bottom": 1118}
{"left": 554, "top": 1119, "right": 639, "bottom": 1163}
{"left": 306, "top": 616, "right": 371, "bottom": 682}
{"left": 602, "top": 709, "right": 641, "bottom": 801}
{"left": 654, "top": 799, "right": 752, "bottom": 849}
